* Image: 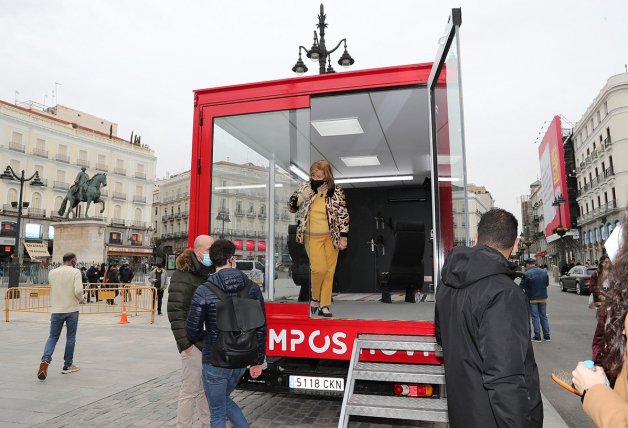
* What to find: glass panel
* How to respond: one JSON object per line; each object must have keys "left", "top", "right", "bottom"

{"left": 434, "top": 31, "right": 468, "bottom": 257}
{"left": 212, "top": 109, "right": 310, "bottom": 302}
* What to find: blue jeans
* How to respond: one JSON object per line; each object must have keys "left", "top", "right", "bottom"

{"left": 41, "top": 311, "right": 79, "bottom": 366}
{"left": 202, "top": 363, "right": 249, "bottom": 428}
{"left": 529, "top": 302, "right": 550, "bottom": 338}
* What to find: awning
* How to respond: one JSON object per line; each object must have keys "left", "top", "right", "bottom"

{"left": 535, "top": 251, "right": 548, "bottom": 257}
{"left": 24, "top": 242, "right": 51, "bottom": 259}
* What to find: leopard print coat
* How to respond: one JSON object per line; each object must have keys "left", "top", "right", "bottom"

{"left": 288, "top": 182, "right": 349, "bottom": 249}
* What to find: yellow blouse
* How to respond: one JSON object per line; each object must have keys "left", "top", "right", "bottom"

{"left": 309, "top": 191, "right": 329, "bottom": 234}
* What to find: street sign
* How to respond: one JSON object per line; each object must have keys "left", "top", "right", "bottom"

{"left": 0, "top": 237, "right": 16, "bottom": 246}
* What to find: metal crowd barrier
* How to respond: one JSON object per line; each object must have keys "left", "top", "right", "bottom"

{"left": 4, "top": 284, "right": 157, "bottom": 323}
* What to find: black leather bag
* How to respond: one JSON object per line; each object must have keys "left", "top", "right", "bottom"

{"left": 205, "top": 282, "right": 265, "bottom": 368}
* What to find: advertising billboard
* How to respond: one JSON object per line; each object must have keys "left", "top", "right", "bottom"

{"left": 538, "top": 116, "right": 571, "bottom": 237}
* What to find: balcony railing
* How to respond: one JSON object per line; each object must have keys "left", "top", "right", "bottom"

{"left": 162, "top": 215, "right": 169, "bottom": 222}
{"left": 55, "top": 153, "right": 70, "bottom": 163}
{"left": 32, "top": 148, "right": 48, "bottom": 158}
{"left": 604, "top": 166, "right": 614, "bottom": 178}
{"left": 112, "top": 192, "right": 127, "bottom": 201}
{"left": 592, "top": 151, "right": 598, "bottom": 159}
{"left": 95, "top": 163, "right": 108, "bottom": 172}
{"left": 174, "top": 212, "right": 182, "bottom": 219}
{"left": 8, "top": 141, "right": 25, "bottom": 152}
{"left": 246, "top": 211, "right": 256, "bottom": 218}
{"left": 133, "top": 195, "right": 147, "bottom": 204}
{"left": 258, "top": 212, "right": 267, "bottom": 220}
{"left": 53, "top": 181, "right": 70, "bottom": 190}
{"left": 135, "top": 171, "right": 146, "bottom": 180}
{"left": 585, "top": 156, "right": 592, "bottom": 165}
{"left": 132, "top": 220, "right": 147, "bottom": 228}
{"left": 28, "top": 208, "right": 46, "bottom": 217}
{"left": 579, "top": 161, "right": 586, "bottom": 169}
{"left": 110, "top": 218, "right": 125, "bottom": 226}
{"left": 76, "top": 158, "right": 90, "bottom": 168}
{"left": 604, "top": 137, "right": 612, "bottom": 148}
{"left": 181, "top": 211, "right": 188, "bottom": 218}
{"left": 113, "top": 167, "right": 126, "bottom": 176}
{"left": 235, "top": 210, "right": 245, "bottom": 217}
{"left": 2, "top": 204, "right": 17, "bottom": 213}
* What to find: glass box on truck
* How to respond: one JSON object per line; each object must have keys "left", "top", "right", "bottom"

{"left": 187, "top": 7, "right": 467, "bottom": 404}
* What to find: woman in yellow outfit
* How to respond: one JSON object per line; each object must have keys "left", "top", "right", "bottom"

{"left": 288, "top": 160, "right": 349, "bottom": 317}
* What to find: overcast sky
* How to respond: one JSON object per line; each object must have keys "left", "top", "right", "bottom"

{"left": 1, "top": 0, "right": 626, "bottom": 223}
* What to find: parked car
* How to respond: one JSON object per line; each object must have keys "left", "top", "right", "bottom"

{"left": 559, "top": 266, "right": 596, "bottom": 295}
{"left": 235, "top": 259, "right": 278, "bottom": 290}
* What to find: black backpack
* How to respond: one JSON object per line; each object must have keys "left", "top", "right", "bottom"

{"left": 205, "top": 281, "right": 265, "bottom": 368}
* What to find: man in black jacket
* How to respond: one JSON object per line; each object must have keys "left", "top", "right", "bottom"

{"left": 167, "top": 234, "right": 213, "bottom": 428}
{"left": 436, "top": 209, "right": 543, "bottom": 428}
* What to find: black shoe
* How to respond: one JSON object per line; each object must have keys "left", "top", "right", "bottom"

{"left": 544, "top": 336, "right": 551, "bottom": 342}
{"left": 318, "top": 306, "right": 333, "bottom": 318}
{"left": 310, "top": 300, "right": 319, "bottom": 315}
{"left": 532, "top": 336, "right": 542, "bottom": 343}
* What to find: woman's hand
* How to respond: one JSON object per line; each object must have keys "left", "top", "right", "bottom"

{"left": 339, "top": 237, "right": 348, "bottom": 250}
{"left": 302, "top": 187, "right": 314, "bottom": 199}
{"left": 572, "top": 362, "right": 608, "bottom": 395}
{"left": 249, "top": 365, "right": 263, "bottom": 379}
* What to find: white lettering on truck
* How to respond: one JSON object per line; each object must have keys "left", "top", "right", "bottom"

{"left": 268, "top": 329, "right": 347, "bottom": 354}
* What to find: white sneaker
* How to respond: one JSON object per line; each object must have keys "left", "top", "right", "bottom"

{"left": 61, "top": 364, "right": 80, "bottom": 374}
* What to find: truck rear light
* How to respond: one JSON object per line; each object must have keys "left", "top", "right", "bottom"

{"left": 393, "top": 383, "right": 433, "bottom": 397}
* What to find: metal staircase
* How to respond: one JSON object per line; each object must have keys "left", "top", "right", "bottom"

{"left": 338, "top": 334, "right": 448, "bottom": 427}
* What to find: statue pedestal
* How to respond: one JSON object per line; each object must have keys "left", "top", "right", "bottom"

{"left": 51, "top": 220, "right": 107, "bottom": 264}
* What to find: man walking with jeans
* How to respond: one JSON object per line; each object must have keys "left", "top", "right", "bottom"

{"left": 187, "top": 239, "right": 266, "bottom": 428}
{"left": 521, "top": 258, "right": 551, "bottom": 342}
{"left": 37, "top": 252, "right": 83, "bottom": 380}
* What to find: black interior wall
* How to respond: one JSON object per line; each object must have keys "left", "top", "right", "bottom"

{"left": 334, "top": 185, "right": 432, "bottom": 293}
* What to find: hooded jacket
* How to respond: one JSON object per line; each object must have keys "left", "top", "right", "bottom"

{"left": 167, "top": 249, "right": 214, "bottom": 353}
{"left": 435, "top": 245, "right": 543, "bottom": 428}
{"left": 186, "top": 267, "right": 267, "bottom": 365}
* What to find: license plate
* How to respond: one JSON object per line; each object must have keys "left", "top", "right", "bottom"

{"left": 289, "top": 375, "right": 344, "bottom": 392}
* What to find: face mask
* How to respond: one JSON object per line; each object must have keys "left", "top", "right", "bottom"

{"left": 605, "top": 225, "right": 624, "bottom": 263}
{"left": 201, "top": 253, "right": 213, "bottom": 267}
{"left": 311, "top": 179, "right": 325, "bottom": 192}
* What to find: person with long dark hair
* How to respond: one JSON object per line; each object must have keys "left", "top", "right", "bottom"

{"left": 591, "top": 255, "right": 612, "bottom": 363}
{"left": 572, "top": 213, "right": 627, "bottom": 427}
{"left": 288, "top": 160, "right": 349, "bottom": 317}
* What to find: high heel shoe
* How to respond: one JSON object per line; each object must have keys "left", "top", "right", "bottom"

{"left": 310, "top": 299, "right": 319, "bottom": 315}
{"left": 318, "top": 306, "right": 333, "bottom": 318}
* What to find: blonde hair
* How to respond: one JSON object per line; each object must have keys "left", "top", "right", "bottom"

{"left": 310, "top": 160, "right": 335, "bottom": 189}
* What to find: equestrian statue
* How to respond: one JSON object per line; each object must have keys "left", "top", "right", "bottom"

{"left": 58, "top": 168, "right": 107, "bottom": 219}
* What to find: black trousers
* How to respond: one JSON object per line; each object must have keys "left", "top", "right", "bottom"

{"left": 156, "top": 289, "right": 164, "bottom": 314}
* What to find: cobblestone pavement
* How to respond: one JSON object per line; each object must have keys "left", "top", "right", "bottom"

{"left": 31, "top": 368, "right": 440, "bottom": 428}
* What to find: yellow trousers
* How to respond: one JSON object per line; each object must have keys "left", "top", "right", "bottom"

{"left": 305, "top": 234, "right": 338, "bottom": 307}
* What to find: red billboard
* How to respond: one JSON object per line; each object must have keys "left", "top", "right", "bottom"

{"left": 538, "top": 116, "right": 571, "bottom": 237}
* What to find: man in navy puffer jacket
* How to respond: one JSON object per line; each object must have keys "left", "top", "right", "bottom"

{"left": 520, "top": 258, "right": 550, "bottom": 342}
{"left": 187, "top": 239, "right": 266, "bottom": 428}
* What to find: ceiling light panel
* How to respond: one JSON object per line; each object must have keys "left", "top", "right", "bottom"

{"left": 311, "top": 117, "right": 364, "bottom": 136}
{"left": 340, "top": 155, "right": 380, "bottom": 167}
{"left": 336, "top": 175, "right": 413, "bottom": 184}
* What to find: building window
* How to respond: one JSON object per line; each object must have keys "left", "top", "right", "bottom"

{"left": 131, "top": 233, "right": 143, "bottom": 246}
{"left": 109, "top": 232, "right": 122, "bottom": 245}
{"left": 604, "top": 101, "right": 608, "bottom": 115}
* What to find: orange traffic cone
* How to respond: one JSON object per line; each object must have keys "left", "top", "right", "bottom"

{"left": 118, "top": 304, "right": 129, "bottom": 324}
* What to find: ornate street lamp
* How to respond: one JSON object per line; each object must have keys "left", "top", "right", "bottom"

{"left": 215, "top": 210, "right": 231, "bottom": 239}
{"left": 552, "top": 196, "right": 567, "bottom": 237}
{"left": 292, "top": 4, "right": 355, "bottom": 75}
{"left": 1, "top": 165, "right": 44, "bottom": 289}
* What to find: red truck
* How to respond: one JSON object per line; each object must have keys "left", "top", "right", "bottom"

{"left": 188, "top": 8, "right": 466, "bottom": 425}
